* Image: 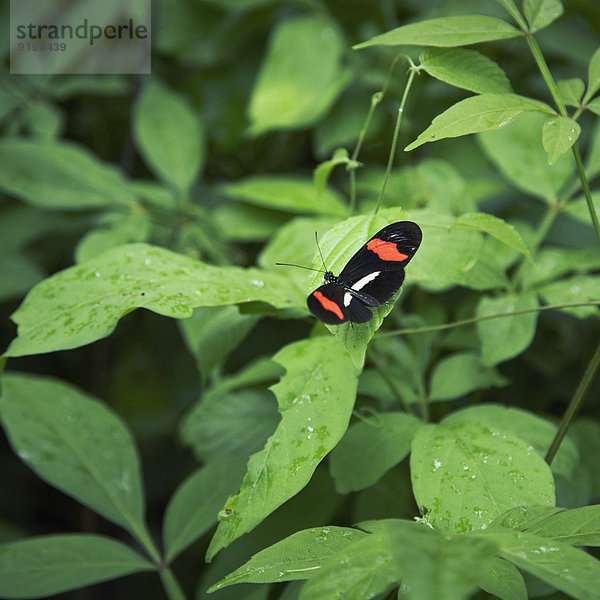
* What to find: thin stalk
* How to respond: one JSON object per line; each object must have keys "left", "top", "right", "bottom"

{"left": 349, "top": 92, "right": 382, "bottom": 212}
{"left": 348, "top": 55, "right": 403, "bottom": 212}
{"left": 545, "top": 340, "right": 600, "bottom": 465}
{"left": 376, "top": 301, "right": 599, "bottom": 338}
{"left": 572, "top": 143, "right": 600, "bottom": 245}
{"left": 526, "top": 34, "right": 600, "bottom": 246}
{"left": 159, "top": 567, "right": 188, "bottom": 600}
{"left": 375, "top": 66, "right": 417, "bottom": 214}
{"left": 525, "top": 35, "right": 566, "bottom": 116}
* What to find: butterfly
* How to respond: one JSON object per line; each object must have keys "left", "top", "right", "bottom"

{"left": 306, "top": 221, "right": 422, "bottom": 324}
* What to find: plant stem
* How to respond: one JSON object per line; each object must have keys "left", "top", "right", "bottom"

{"left": 571, "top": 143, "right": 600, "bottom": 245}
{"left": 349, "top": 55, "right": 404, "bottom": 212}
{"left": 160, "top": 567, "right": 188, "bottom": 600}
{"left": 349, "top": 92, "right": 382, "bottom": 212}
{"left": 525, "top": 34, "right": 600, "bottom": 246}
{"left": 375, "top": 65, "right": 417, "bottom": 214}
{"left": 545, "top": 339, "right": 600, "bottom": 465}
{"left": 525, "top": 35, "right": 566, "bottom": 116}
{"left": 376, "top": 301, "right": 599, "bottom": 337}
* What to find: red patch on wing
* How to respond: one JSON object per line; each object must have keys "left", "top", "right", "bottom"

{"left": 313, "top": 291, "right": 344, "bottom": 320}
{"left": 366, "top": 238, "right": 408, "bottom": 261}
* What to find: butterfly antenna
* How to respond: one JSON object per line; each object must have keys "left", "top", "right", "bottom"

{"left": 276, "top": 231, "right": 329, "bottom": 274}
{"left": 275, "top": 262, "right": 324, "bottom": 273}
{"left": 315, "top": 231, "right": 328, "bottom": 271}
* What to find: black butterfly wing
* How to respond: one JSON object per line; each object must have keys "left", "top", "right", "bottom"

{"left": 338, "top": 221, "right": 421, "bottom": 307}
{"left": 340, "top": 221, "right": 422, "bottom": 278}
{"left": 307, "top": 282, "right": 373, "bottom": 324}
{"left": 306, "top": 221, "right": 421, "bottom": 324}
{"left": 349, "top": 268, "right": 406, "bottom": 307}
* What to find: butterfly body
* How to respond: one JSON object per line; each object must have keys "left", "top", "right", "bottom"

{"left": 307, "top": 221, "right": 422, "bottom": 324}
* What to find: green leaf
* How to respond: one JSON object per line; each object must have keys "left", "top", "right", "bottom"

{"left": 25, "top": 100, "right": 64, "bottom": 139}
{"left": 0, "top": 75, "right": 22, "bottom": 123}
{"left": 353, "top": 467, "right": 416, "bottom": 524}
{"left": 557, "top": 77, "right": 585, "bottom": 107}
{"left": 74, "top": 212, "right": 152, "bottom": 264}
{"left": 583, "top": 45, "right": 600, "bottom": 104}
{"left": 180, "top": 389, "right": 278, "bottom": 462}
{"left": 369, "top": 158, "right": 472, "bottom": 214}
{"left": 358, "top": 340, "right": 424, "bottom": 408}
{"left": 0, "top": 139, "right": 136, "bottom": 210}
{"left": 248, "top": 15, "right": 349, "bottom": 135}
{"left": 504, "top": 505, "right": 600, "bottom": 546}
{"left": 443, "top": 405, "right": 580, "bottom": 484}
{"left": 407, "top": 210, "right": 510, "bottom": 292}
{"left": 478, "top": 112, "right": 574, "bottom": 202}
{"left": 5, "top": 243, "right": 301, "bottom": 358}
{"left": 0, "top": 254, "right": 44, "bottom": 302}
{"left": 186, "top": 357, "right": 284, "bottom": 404}
{"left": 329, "top": 412, "right": 423, "bottom": 493}
{"left": 457, "top": 239, "right": 512, "bottom": 291}
{"left": 164, "top": 456, "right": 248, "bottom": 562}
{"left": 0, "top": 374, "right": 147, "bottom": 539}
{"left": 520, "top": 246, "right": 600, "bottom": 287}
{"left": 0, "top": 205, "right": 73, "bottom": 258}
{"left": 354, "top": 16, "right": 521, "bottom": 49}
{"left": 490, "top": 505, "right": 564, "bottom": 531}
{"left": 478, "top": 529, "right": 600, "bottom": 600}
{"left": 313, "top": 148, "right": 354, "bottom": 199}
{"left": 537, "top": 275, "right": 600, "bottom": 318}
{"left": 587, "top": 97, "right": 600, "bottom": 115}
{"left": 542, "top": 115, "right": 581, "bottom": 164}
{"left": 571, "top": 419, "right": 600, "bottom": 499}
{"left": 0, "top": 534, "right": 153, "bottom": 599}
{"left": 454, "top": 212, "right": 531, "bottom": 259}
{"left": 213, "top": 203, "right": 289, "bottom": 242}
{"left": 477, "top": 557, "right": 527, "bottom": 600}
{"left": 410, "top": 420, "right": 555, "bottom": 533}
{"left": 209, "top": 526, "right": 367, "bottom": 591}
{"left": 133, "top": 78, "right": 204, "bottom": 193}
{"left": 419, "top": 48, "right": 512, "bottom": 94}
{"left": 429, "top": 352, "right": 507, "bottom": 401}
{"left": 492, "top": 0, "right": 524, "bottom": 21}
{"left": 405, "top": 94, "right": 553, "bottom": 151}
{"left": 258, "top": 216, "right": 338, "bottom": 271}
{"left": 476, "top": 291, "right": 539, "bottom": 366}
{"left": 179, "top": 306, "right": 259, "bottom": 381}
{"left": 51, "top": 75, "right": 129, "bottom": 99}
{"left": 523, "top": 0, "right": 564, "bottom": 33}
{"left": 305, "top": 208, "right": 412, "bottom": 368}
{"left": 301, "top": 520, "right": 498, "bottom": 600}
{"left": 219, "top": 176, "right": 347, "bottom": 216}
{"left": 206, "top": 336, "right": 359, "bottom": 560}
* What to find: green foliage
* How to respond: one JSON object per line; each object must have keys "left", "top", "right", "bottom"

{"left": 0, "top": 374, "right": 148, "bottom": 539}
{"left": 0, "top": 534, "right": 154, "bottom": 598}
{"left": 404, "top": 94, "right": 554, "bottom": 151}
{"left": 133, "top": 79, "right": 205, "bottom": 194}
{"left": 247, "top": 15, "right": 349, "bottom": 135}
{"left": 1, "top": 0, "right": 600, "bottom": 599}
